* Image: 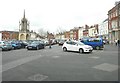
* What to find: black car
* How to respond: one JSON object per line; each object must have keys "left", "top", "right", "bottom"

{"left": 27, "top": 41, "right": 45, "bottom": 50}
{"left": 58, "top": 40, "right": 66, "bottom": 46}
{"left": 18, "top": 40, "right": 28, "bottom": 48}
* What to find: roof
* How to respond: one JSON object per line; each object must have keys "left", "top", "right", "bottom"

{"left": 0, "top": 30, "right": 19, "bottom": 33}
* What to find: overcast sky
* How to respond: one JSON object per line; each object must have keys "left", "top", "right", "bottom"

{"left": 0, "top": 0, "right": 118, "bottom": 33}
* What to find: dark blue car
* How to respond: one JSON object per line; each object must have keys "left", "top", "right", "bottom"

{"left": 27, "top": 41, "right": 45, "bottom": 50}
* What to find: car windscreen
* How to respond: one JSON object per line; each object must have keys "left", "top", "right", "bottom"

{"left": 77, "top": 42, "right": 85, "bottom": 45}
{"left": 31, "top": 42, "right": 39, "bottom": 45}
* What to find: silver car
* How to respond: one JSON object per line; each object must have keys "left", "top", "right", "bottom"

{"left": 0, "top": 41, "right": 13, "bottom": 51}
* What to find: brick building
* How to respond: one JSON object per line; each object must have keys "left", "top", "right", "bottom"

{"left": 47, "top": 32, "right": 55, "bottom": 40}
{"left": 0, "top": 31, "right": 19, "bottom": 41}
{"left": 83, "top": 25, "right": 89, "bottom": 38}
{"left": 108, "top": 2, "right": 120, "bottom": 43}
{"left": 64, "top": 31, "right": 70, "bottom": 39}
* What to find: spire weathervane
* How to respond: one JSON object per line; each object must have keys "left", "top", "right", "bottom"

{"left": 24, "top": 9, "right": 25, "bottom": 18}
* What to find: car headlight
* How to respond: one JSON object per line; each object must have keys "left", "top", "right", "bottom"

{"left": 33, "top": 45, "right": 37, "bottom": 47}
{"left": 85, "top": 47, "right": 92, "bottom": 49}
{"left": 85, "top": 47, "right": 90, "bottom": 49}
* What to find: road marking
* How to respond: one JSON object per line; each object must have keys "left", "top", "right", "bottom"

{"left": 93, "top": 50, "right": 104, "bottom": 52}
{"left": 89, "top": 56, "right": 100, "bottom": 59}
{"left": 52, "top": 56, "right": 60, "bottom": 58}
{"left": 93, "top": 63, "right": 118, "bottom": 72}
{"left": 0, "top": 55, "right": 42, "bottom": 73}
{"left": 28, "top": 74, "right": 48, "bottom": 81}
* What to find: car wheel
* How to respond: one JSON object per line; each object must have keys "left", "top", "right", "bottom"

{"left": 79, "top": 48, "right": 84, "bottom": 53}
{"left": 63, "top": 47, "right": 67, "bottom": 52}
{"left": 36, "top": 46, "right": 39, "bottom": 50}
{"left": 96, "top": 46, "right": 100, "bottom": 50}
{"left": 12, "top": 47, "right": 15, "bottom": 50}
{"left": 0, "top": 48, "right": 2, "bottom": 51}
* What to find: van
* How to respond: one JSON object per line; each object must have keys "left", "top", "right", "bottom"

{"left": 81, "top": 38, "right": 104, "bottom": 50}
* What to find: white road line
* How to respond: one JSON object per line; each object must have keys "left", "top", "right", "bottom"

{"left": 28, "top": 74, "right": 48, "bottom": 81}
{"left": 89, "top": 56, "right": 100, "bottom": 59}
{"left": 0, "top": 55, "right": 42, "bottom": 73}
{"left": 52, "top": 56, "right": 60, "bottom": 58}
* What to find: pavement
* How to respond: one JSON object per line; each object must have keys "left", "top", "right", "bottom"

{"left": 1, "top": 44, "right": 119, "bottom": 81}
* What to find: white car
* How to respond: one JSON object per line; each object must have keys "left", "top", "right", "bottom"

{"left": 62, "top": 41, "right": 93, "bottom": 53}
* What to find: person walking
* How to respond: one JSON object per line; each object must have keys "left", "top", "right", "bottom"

{"left": 49, "top": 39, "right": 52, "bottom": 49}
{"left": 115, "top": 39, "right": 118, "bottom": 46}
{"left": 118, "top": 39, "right": 120, "bottom": 47}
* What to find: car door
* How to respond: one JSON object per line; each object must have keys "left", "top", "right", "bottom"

{"left": 66, "top": 41, "right": 77, "bottom": 51}
{"left": 70, "top": 42, "right": 79, "bottom": 51}
{"left": 65, "top": 41, "right": 72, "bottom": 51}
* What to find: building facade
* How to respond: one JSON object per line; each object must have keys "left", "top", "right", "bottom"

{"left": 0, "top": 31, "right": 19, "bottom": 41}
{"left": 88, "top": 24, "right": 99, "bottom": 38}
{"left": 98, "top": 19, "right": 109, "bottom": 40}
{"left": 78, "top": 27, "right": 84, "bottom": 40}
{"left": 108, "top": 2, "right": 120, "bottom": 43}
{"left": 47, "top": 32, "right": 55, "bottom": 40}
{"left": 83, "top": 25, "right": 89, "bottom": 38}
{"left": 69, "top": 28, "right": 79, "bottom": 40}
{"left": 64, "top": 31, "right": 70, "bottom": 40}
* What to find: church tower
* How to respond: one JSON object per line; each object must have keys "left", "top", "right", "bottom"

{"left": 19, "top": 10, "right": 30, "bottom": 40}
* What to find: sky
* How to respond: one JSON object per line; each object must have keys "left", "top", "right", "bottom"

{"left": 0, "top": 0, "right": 118, "bottom": 34}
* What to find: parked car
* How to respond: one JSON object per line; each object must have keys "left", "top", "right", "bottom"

{"left": 18, "top": 40, "right": 28, "bottom": 48}
{"left": 52, "top": 39, "right": 57, "bottom": 45}
{"left": 58, "top": 39, "right": 66, "bottom": 46}
{"left": 62, "top": 41, "right": 93, "bottom": 53}
{"left": 0, "top": 41, "right": 13, "bottom": 51}
{"left": 27, "top": 41, "right": 45, "bottom": 50}
{"left": 44, "top": 40, "right": 49, "bottom": 46}
{"left": 10, "top": 41, "right": 21, "bottom": 49}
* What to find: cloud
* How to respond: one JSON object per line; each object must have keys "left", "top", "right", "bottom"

{"left": 0, "top": 0, "right": 117, "bottom": 33}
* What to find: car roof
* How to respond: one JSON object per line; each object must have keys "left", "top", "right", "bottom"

{"left": 0, "top": 41, "right": 5, "bottom": 42}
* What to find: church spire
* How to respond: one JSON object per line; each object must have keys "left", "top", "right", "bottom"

{"left": 23, "top": 9, "right": 25, "bottom": 18}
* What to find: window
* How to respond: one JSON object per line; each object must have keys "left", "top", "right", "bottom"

{"left": 116, "top": 10, "right": 118, "bottom": 16}
{"left": 87, "top": 38, "right": 100, "bottom": 42}
{"left": 66, "top": 41, "right": 72, "bottom": 44}
{"left": 119, "top": 20, "right": 120, "bottom": 27}
{"left": 112, "top": 20, "right": 117, "bottom": 28}
{"left": 119, "top": 8, "right": 120, "bottom": 15}
{"left": 72, "top": 42, "right": 77, "bottom": 45}
{"left": 66, "top": 41, "right": 76, "bottom": 45}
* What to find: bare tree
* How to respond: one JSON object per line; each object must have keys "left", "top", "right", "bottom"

{"left": 56, "top": 27, "right": 65, "bottom": 34}
{"left": 38, "top": 28, "right": 47, "bottom": 37}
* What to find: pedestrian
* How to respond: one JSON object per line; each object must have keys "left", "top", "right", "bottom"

{"left": 115, "top": 39, "right": 118, "bottom": 46}
{"left": 49, "top": 39, "right": 52, "bottom": 49}
{"left": 117, "top": 39, "right": 120, "bottom": 47}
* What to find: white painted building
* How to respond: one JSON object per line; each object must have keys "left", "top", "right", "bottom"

{"left": 88, "top": 25, "right": 98, "bottom": 37}
{"left": 30, "top": 32, "right": 37, "bottom": 40}
{"left": 78, "top": 27, "right": 84, "bottom": 40}
{"left": 88, "top": 27, "right": 95, "bottom": 37}
{"left": 61, "top": 34, "right": 65, "bottom": 39}
{"left": 98, "top": 19, "right": 108, "bottom": 39}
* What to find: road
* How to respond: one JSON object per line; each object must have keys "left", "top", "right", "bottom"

{"left": 1, "top": 44, "right": 119, "bottom": 81}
